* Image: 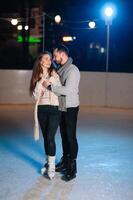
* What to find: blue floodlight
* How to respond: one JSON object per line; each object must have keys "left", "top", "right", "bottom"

{"left": 101, "top": 3, "right": 117, "bottom": 20}
{"left": 105, "top": 7, "right": 113, "bottom": 17}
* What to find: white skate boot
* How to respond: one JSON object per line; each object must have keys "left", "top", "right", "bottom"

{"left": 48, "top": 156, "right": 55, "bottom": 180}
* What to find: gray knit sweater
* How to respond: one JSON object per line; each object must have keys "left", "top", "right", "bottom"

{"left": 52, "top": 57, "right": 80, "bottom": 110}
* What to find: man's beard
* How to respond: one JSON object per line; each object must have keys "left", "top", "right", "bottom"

{"left": 60, "top": 57, "right": 63, "bottom": 65}
{"left": 56, "top": 57, "right": 63, "bottom": 65}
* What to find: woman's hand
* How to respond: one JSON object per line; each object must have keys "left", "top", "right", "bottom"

{"left": 41, "top": 90, "right": 44, "bottom": 97}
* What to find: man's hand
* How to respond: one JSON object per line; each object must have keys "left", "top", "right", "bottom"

{"left": 42, "top": 80, "right": 51, "bottom": 88}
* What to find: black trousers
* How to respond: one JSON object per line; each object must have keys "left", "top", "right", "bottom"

{"left": 38, "top": 105, "right": 60, "bottom": 156}
{"left": 60, "top": 106, "right": 79, "bottom": 160}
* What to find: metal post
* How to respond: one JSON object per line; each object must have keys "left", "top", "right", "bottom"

{"left": 106, "top": 24, "right": 110, "bottom": 72}
{"left": 42, "top": 12, "right": 45, "bottom": 52}
{"left": 104, "top": 15, "right": 112, "bottom": 106}
{"left": 105, "top": 21, "right": 111, "bottom": 106}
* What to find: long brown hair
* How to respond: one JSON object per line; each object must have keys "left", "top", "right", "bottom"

{"left": 29, "top": 52, "right": 54, "bottom": 96}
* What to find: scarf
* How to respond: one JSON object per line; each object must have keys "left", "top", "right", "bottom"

{"left": 57, "top": 57, "right": 73, "bottom": 111}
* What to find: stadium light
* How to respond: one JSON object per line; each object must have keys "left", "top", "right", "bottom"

{"left": 105, "top": 7, "right": 113, "bottom": 17}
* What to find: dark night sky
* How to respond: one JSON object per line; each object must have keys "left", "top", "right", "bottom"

{"left": 0, "top": 0, "right": 132, "bottom": 29}
{"left": 0, "top": 0, "right": 133, "bottom": 35}
{"left": 0, "top": 0, "right": 132, "bottom": 33}
{"left": 0, "top": 0, "right": 132, "bottom": 20}
{"left": 0, "top": 0, "right": 133, "bottom": 71}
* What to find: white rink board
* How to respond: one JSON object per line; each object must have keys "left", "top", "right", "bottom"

{"left": 0, "top": 70, "right": 133, "bottom": 108}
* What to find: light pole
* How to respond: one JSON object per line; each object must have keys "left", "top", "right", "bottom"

{"left": 102, "top": 5, "right": 116, "bottom": 106}
{"left": 42, "top": 12, "right": 46, "bottom": 52}
{"left": 106, "top": 22, "right": 110, "bottom": 72}
{"left": 104, "top": 7, "right": 114, "bottom": 72}
{"left": 42, "top": 13, "right": 61, "bottom": 52}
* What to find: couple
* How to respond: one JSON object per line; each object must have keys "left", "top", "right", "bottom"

{"left": 29, "top": 45, "right": 80, "bottom": 182}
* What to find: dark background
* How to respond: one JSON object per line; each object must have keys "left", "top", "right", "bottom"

{"left": 0, "top": 0, "right": 133, "bottom": 72}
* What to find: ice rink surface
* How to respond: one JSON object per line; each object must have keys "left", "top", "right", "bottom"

{"left": 0, "top": 105, "right": 133, "bottom": 200}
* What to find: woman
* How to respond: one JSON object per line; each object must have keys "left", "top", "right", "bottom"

{"left": 29, "top": 51, "right": 61, "bottom": 180}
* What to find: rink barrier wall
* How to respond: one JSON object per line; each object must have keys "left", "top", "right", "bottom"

{"left": 0, "top": 70, "right": 133, "bottom": 108}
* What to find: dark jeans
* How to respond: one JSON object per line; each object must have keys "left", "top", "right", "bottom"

{"left": 38, "top": 105, "right": 60, "bottom": 156}
{"left": 60, "top": 106, "right": 79, "bottom": 160}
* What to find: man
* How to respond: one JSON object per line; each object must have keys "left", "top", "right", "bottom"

{"left": 43, "top": 45, "right": 80, "bottom": 181}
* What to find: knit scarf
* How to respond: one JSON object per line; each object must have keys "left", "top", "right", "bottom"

{"left": 57, "top": 57, "right": 73, "bottom": 111}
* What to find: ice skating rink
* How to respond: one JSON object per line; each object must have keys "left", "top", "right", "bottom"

{"left": 0, "top": 105, "right": 133, "bottom": 200}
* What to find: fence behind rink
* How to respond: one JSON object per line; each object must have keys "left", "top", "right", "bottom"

{"left": 0, "top": 70, "right": 133, "bottom": 108}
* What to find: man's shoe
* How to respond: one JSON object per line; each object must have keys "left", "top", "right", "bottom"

{"left": 62, "top": 159, "right": 77, "bottom": 182}
{"left": 62, "top": 172, "right": 76, "bottom": 181}
{"left": 56, "top": 155, "right": 70, "bottom": 172}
